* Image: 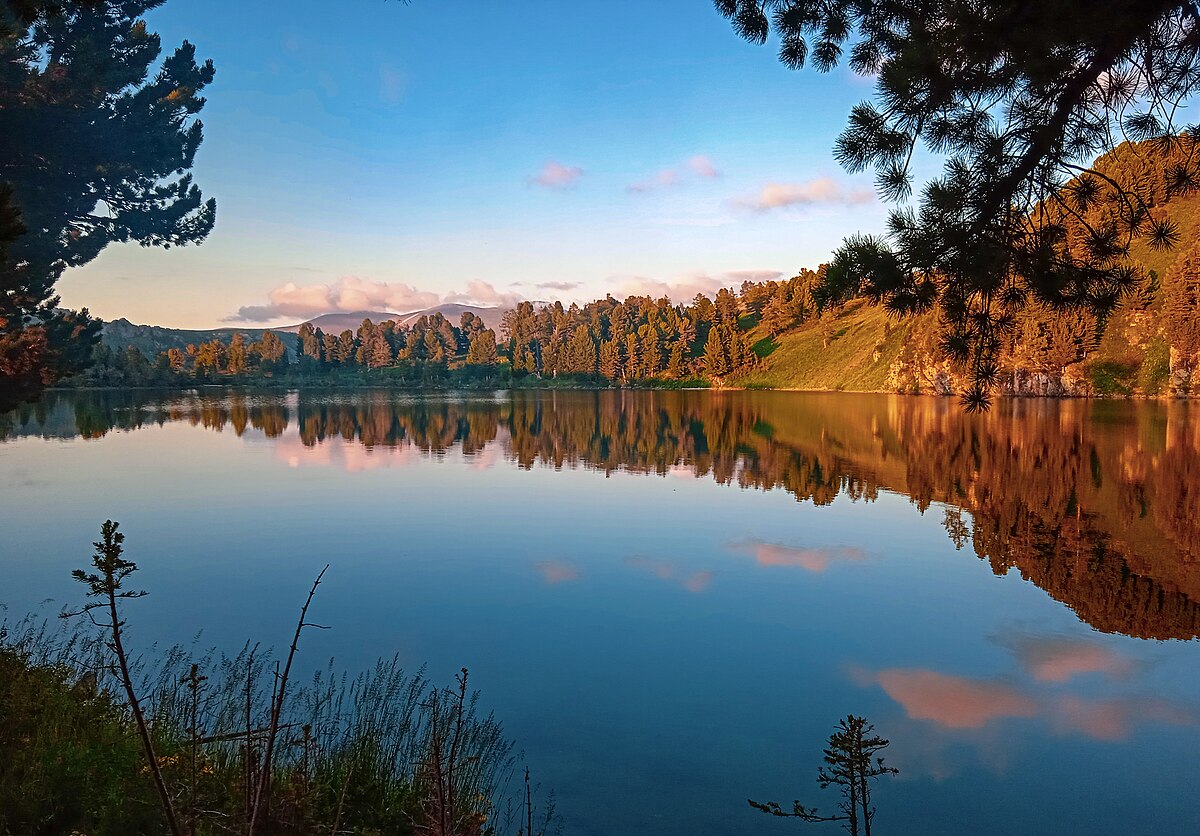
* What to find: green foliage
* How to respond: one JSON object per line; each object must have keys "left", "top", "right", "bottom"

{"left": 1, "top": 0, "right": 215, "bottom": 405}
{"left": 1138, "top": 338, "right": 1172, "bottom": 394}
{"left": 2, "top": 509, "right": 559, "bottom": 836}
{"left": 0, "top": 638, "right": 161, "bottom": 835}
{"left": 1086, "top": 360, "right": 1138, "bottom": 395}
{"left": 717, "top": 0, "right": 1200, "bottom": 408}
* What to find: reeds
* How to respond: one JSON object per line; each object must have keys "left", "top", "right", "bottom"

{"left": 1, "top": 523, "right": 559, "bottom": 836}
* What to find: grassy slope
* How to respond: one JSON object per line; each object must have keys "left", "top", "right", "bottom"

{"left": 732, "top": 189, "right": 1200, "bottom": 394}
{"left": 730, "top": 298, "right": 911, "bottom": 391}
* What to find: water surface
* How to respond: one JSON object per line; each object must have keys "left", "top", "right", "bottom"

{"left": 2, "top": 389, "right": 1198, "bottom": 835}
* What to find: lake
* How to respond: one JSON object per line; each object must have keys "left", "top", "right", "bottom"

{"left": 2, "top": 388, "right": 1198, "bottom": 835}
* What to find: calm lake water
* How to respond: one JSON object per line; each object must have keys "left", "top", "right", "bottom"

{"left": 3, "top": 389, "right": 1199, "bottom": 835}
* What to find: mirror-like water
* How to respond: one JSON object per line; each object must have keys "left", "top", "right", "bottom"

{"left": 2, "top": 389, "right": 1198, "bottom": 835}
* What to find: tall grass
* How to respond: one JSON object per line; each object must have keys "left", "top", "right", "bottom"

{"left": 1, "top": 608, "right": 556, "bottom": 836}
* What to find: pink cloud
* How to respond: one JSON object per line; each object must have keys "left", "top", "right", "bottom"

{"left": 1005, "top": 635, "right": 1135, "bottom": 683}
{"left": 227, "top": 278, "right": 525, "bottom": 324}
{"left": 628, "top": 168, "right": 680, "bottom": 194}
{"left": 867, "top": 667, "right": 1200, "bottom": 741}
{"left": 735, "top": 177, "right": 875, "bottom": 212}
{"left": 1050, "top": 696, "right": 1195, "bottom": 741}
{"left": 611, "top": 269, "right": 781, "bottom": 304}
{"left": 727, "top": 539, "right": 867, "bottom": 572}
{"left": 531, "top": 161, "right": 583, "bottom": 189}
{"left": 688, "top": 155, "right": 720, "bottom": 178}
{"left": 535, "top": 560, "right": 581, "bottom": 585}
{"left": 626, "top": 556, "right": 713, "bottom": 594}
{"left": 683, "top": 570, "right": 715, "bottom": 593}
{"left": 875, "top": 669, "right": 1038, "bottom": 729}
{"left": 442, "top": 280, "right": 523, "bottom": 308}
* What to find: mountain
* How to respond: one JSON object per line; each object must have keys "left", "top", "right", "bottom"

{"left": 276, "top": 305, "right": 507, "bottom": 335}
{"left": 100, "top": 318, "right": 299, "bottom": 357}
{"left": 274, "top": 311, "right": 402, "bottom": 335}
{"left": 395, "top": 303, "right": 506, "bottom": 331}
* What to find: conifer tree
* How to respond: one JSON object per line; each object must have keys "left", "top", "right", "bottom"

{"left": 717, "top": 0, "right": 1200, "bottom": 408}
{"left": 1, "top": 0, "right": 215, "bottom": 404}
{"left": 466, "top": 329, "right": 499, "bottom": 366}
{"left": 703, "top": 326, "right": 729, "bottom": 377}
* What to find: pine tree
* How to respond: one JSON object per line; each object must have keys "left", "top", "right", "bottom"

{"left": 718, "top": 0, "right": 1200, "bottom": 408}
{"left": 703, "top": 326, "right": 729, "bottom": 377}
{"left": 1, "top": 1, "right": 216, "bottom": 404}
{"left": 599, "top": 339, "right": 623, "bottom": 381}
{"left": 226, "top": 333, "right": 249, "bottom": 374}
{"left": 466, "top": 329, "right": 499, "bottom": 366}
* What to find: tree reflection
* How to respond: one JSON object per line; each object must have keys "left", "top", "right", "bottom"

{"left": 5, "top": 389, "right": 1198, "bottom": 639}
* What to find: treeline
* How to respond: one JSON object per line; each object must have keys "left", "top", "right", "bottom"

{"left": 76, "top": 273, "right": 835, "bottom": 388}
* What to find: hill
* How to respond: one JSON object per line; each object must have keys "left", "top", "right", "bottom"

{"left": 730, "top": 139, "right": 1200, "bottom": 397}
{"left": 100, "top": 318, "right": 299, "bottom": 358}
{"left": 274, "top": 311, "right": 401, "bottom": 334}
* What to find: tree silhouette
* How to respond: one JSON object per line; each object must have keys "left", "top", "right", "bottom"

{"left": 1, "top": 0, "right": 215, "bottom": 405}
{"left": 750, "top": 715, "right": 898, "bottom": 836}
{"left": 716, "top": 0, "right": 1200, "bottom": 409}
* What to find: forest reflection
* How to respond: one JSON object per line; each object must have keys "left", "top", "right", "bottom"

{"left": 5, "top": 389, "right": 1198, "bottom": 640}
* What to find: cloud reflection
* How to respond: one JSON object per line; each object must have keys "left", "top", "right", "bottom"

{"left": 273, "top": 434, "right": 419, "bottom": 472}
{"left": 874, "top": 669, "right": 1038, "bottom": 729}
{"left": 1000, "top": 633, "right": 1136, "bottom": 683}
{"left": 625, "top": 556, "right": 713, "bottom": 593}
{"left": 534, "top": 560, "right": 581, "bottom": 585}
{"left": 726, "top": 539, "right": 867, "bottom": 572}
{"left": 864, "top": 667, "right": 1199, "bottom": 742}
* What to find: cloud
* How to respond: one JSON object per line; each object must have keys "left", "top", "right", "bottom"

{"left": 734, "top": 177, "right": 875, "bottom": 212}
{"left": 535, "top": 560, "right": 581, "bottom": 585}
{"left": 610, "top": 270, "right": 780, "bottom": 304}
{"left": 228, "top": 278, "right": 524, "bottom": 323}
{"left": 688, "top": 155, "right": 720, "bottom": 178}
{"left": 866, "top": 667, "right": 1200, "bottom": 741}
{"left": 627, "top": 168, "right": 679, "bottom": 194}
{"left": 1049, "top": 695, "right": 1194, "bottom": 741}
{"left": 531, "top": 161, "right": 583, "bottom": 189}
{"left": 442, "top": 280, "right": 524, "bottom": 309}
{"left": 1000, "top": 634, "right": 1136, "bottom": 683}
{"left": 727, "top": 539, "right": 868, "bottom": 573}
{"left": 876, "top": 670, "right": 1039, "bottom": 729}
{"left": 723, "top": 269, "right": 784, "bottom": 284}
{"left": 625, "top": 556, "right": 713, "bottom": 593}
{"left": 537, "top": 281, "right": 582, "bottom": 292}
{"left": 628, "top": 156, "right": 720, "bottom": 194}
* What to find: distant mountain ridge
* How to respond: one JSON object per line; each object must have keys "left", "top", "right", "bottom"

{"left": 100, "top": 304, "right": 509, "bottom": 357}
{"left": 276, "top": 304, "right": 506, "bottom": 335}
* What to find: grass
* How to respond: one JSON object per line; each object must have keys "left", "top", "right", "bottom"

{"left": 728, "top": 299, "right": 908, "bottom": 392}
{"left": 0, "top": 619, "right": 533, "bottom": 835}
{"left": 0, "top": 592, "right": 556, "bottom": 836}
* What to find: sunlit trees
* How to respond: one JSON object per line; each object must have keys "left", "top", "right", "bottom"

{"left": 1, "top": 0, "right": 215, "bottom": 404}
{"left": 703, "top": 326, "right": 729, "bottom": 377}
{"left": 716, "top": 0, "right": 1200, "bottom": 408}
{"left": 1164, "top": 239, "right": 1200, "bottom": 390}
{"left": 466, "top": 328, "right": 499, "bottom": 366}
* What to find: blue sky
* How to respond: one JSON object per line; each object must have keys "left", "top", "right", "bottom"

{"left": 58, "top": 0, "right": 896, "bottom": 328}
